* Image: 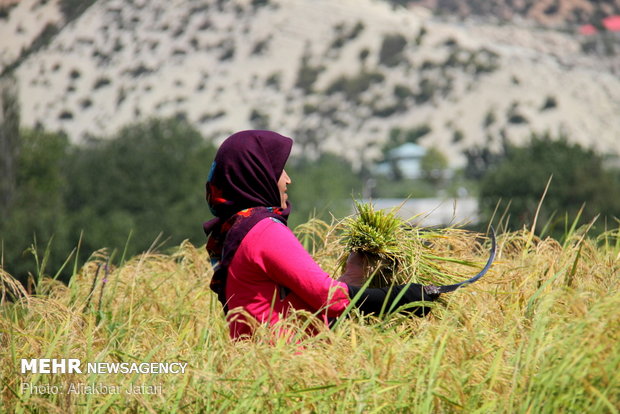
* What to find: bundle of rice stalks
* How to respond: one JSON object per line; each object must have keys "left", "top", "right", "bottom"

{"left": 343, "top": 202, "right": 405, "bottom": 259}
{"left": 340, "top": 201, "right": 485, "bottom": 288}
{"left": 340, "top": 202, "right": 408, "bottom": 288}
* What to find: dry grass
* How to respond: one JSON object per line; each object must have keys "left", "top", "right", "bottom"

{"left": 1, "top": 222, "right": 619, "bottom": 413}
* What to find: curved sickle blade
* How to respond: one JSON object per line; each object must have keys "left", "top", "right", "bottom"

{"left": 435, "top": 226, "right": 497, "bottom": 294}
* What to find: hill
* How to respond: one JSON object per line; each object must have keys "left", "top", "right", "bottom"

{"left": 405, "top": 0, "right": 620, "bottom": 27}
{"left": 2, "top": 0, "right": 620, "bottom": 166}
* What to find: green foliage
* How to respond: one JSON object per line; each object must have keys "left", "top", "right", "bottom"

{"left": 369, "top": 84, "right": 414, "bottom": 118}
{"left": 464, "top": 142, "right": 505, "bottom": 181}
{"left": 472, "top": 47, "right": 500, "bottom": 74}
{"left": 507, "top": 103, "right": 528, "bottom": 124}
{"left": 265, "top": 72, "right": 281, "bottom": 89}
{"left": 413, "top": 77, "right": 436, "bottom": 104}
{"left": 393, "top": 84, "right": 413, "bottom": 100}
{"left": 480, "top": 133, "right": 620, "bottom": 235}
{"left": 65, "top": 118, "right": 217, "bottom": 262}
{"left": 483, "top": 109, "right": 496, "bottom": 128}
{"left": 371, "top": 103, "right": 400, "bottom": 118}
{"left": 28, "top": 23, "right": 60, "bottom": 54}
{"left": 218, "top": 40, "right": 235, "bottom": 61}
{"left": 382, "top": 0, "right": 411, "bottom": 8}
{"left": 415, "top": 26, "right": 427, "bottom": 46}
{"left": 378, "top": 34, "right": 407, "bottom": 67}
{"left": 0, "top": 3, "right": 17, "bottom": 19}
{"left": 329, "top": 21, "right": 364, "bottom": 50}
{"left": 371, "top": 175, "right": 436, "bottom": 199}
{"left": 295, "top": 51, "right": 324, "bottom": 94}
{"left": 442, "top": 45, "right": 500, "bottom": 76}
{"left": 0, "top": 129, "right": 72, "bottom": 281}
{"left": 325, "top": 71, "right": 385, "bottom": 102}
{"left": 93, "top": 77, "right": 111, "bottom": 90}
{"left": 540, "top": 95, "right": 557, "bottom": 111}
{"left": 59, "top": 0, "right": 97, "bottom": 23}
{"left": 343, "top": 201, "right": 402, "bottom": 258}
{"left": 251, "top": 38, "right": 270, "bottom": 56}
{"left": 249, "top": 109, "right": 270, "bottom": 129}
{"left": 420, "top": 147, "right": 449, "bottom": 186}
{"left": 342, "top": 202, "right": 404, "bottom": 288}
{"left": 452, "top": 129, "right": 464, "bottom": 143}
{"left": 0, "top": 78, "right": 20, "bottom": 219}
{"left": 251, "top": 0, "right": 271, "bottom": 8}
{"left": 1, "top": 23, "right": 60, "bottom": 77}
{"left": 1, "top": 117, "right": 364, "bottom": 281}
{"left": 358, "top": 48, "right": 370, "bottom": 63}
{"left": 384, "top": 124, "right": 431, "bottom": 153}
{"left": 286, "top": 154, "right": 362, "bottom": 228}
{"left": 0, "top": 0, "right": 95, "bottom": 77}
{"left": 1, "top": 118, "right": 216, "bottom": 282}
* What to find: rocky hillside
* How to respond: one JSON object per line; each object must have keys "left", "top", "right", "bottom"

{"left": 405, "top": 0, "right": 620, "bottom": 26}
{"left": 0, "top": 0, "right": 63, "bottom": 72}
{"left": 3, "top": 0, "right": 620, "bottom": 166}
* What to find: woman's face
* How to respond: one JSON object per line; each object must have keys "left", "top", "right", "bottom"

{"left": 278, "top": 170, "right": 291, "bottom": 208}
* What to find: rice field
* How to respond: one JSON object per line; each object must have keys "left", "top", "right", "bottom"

{"left": 1, "top": 217, "right": 619, "bottom": 413}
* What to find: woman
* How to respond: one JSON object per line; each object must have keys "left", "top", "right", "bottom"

{"left": 203, "top": 130, "right": 439, "bottom": 339}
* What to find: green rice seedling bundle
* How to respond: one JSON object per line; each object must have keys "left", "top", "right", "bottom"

{"left": 340, "top": 201, "right": 486, "bottom": 288}
{"left": 339, "top": 201, "right": 408, "bottom": 287}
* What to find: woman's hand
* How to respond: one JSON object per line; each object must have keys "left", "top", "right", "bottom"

{"left": 337, "top": 251, "right": 368, "bottom": 286}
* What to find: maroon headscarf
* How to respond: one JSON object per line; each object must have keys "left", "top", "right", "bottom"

{"left": 203, "top": 130, "right": 293, "bottom": 312}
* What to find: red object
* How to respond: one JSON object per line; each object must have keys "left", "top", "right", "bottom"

{"left": 603, "top": 15, "right": 620, "bottom": 32}
{"left": 579, "top": 24, "right": 597, "bottom": 35}
{"left": 237, "top": 208, "right": 252, "bottom": 217}
{"left": 207, "top": 183, "right": 227, "bottom": 205}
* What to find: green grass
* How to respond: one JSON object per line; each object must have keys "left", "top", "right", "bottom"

{"left": 1, "top": 219, "right": 619, "bottom": 413}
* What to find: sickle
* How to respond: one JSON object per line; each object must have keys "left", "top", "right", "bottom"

{"left": 424, "top": 226, "right": 497, "bottom": 296}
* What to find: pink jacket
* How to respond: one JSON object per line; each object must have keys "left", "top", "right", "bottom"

{"left": 225, "top": 218, "right": 350, "bottom": 339}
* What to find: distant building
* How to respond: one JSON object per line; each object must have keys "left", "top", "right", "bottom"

{"left": 374, "top": 143, "right": 426, "bottom": 179}
{"left": 355, "top": 197, "right": 480, "bottom": 227}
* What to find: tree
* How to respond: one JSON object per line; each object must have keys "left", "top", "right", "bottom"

{"left": 0, "top": 77, "right": 20, "bottom": 220}
{"left": 287, "top": 154, "right": 362, "bottom": 228}
{"left": 378, "top": 34, "right": 407, "bottom": 67}
{"left": 480, "top": 133, "right": 620, "bottom": 236}
{"left": 65, "top": 117, "right": 217, "bottom": 259}
{"left": 1, "top": 118, "right": 218, "bottom": 282}
{"left": 0, "top": 128, "right": 71, "bottom": 282}
{"left": 420, "top": 147, "right": 448, "bottom": 186}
